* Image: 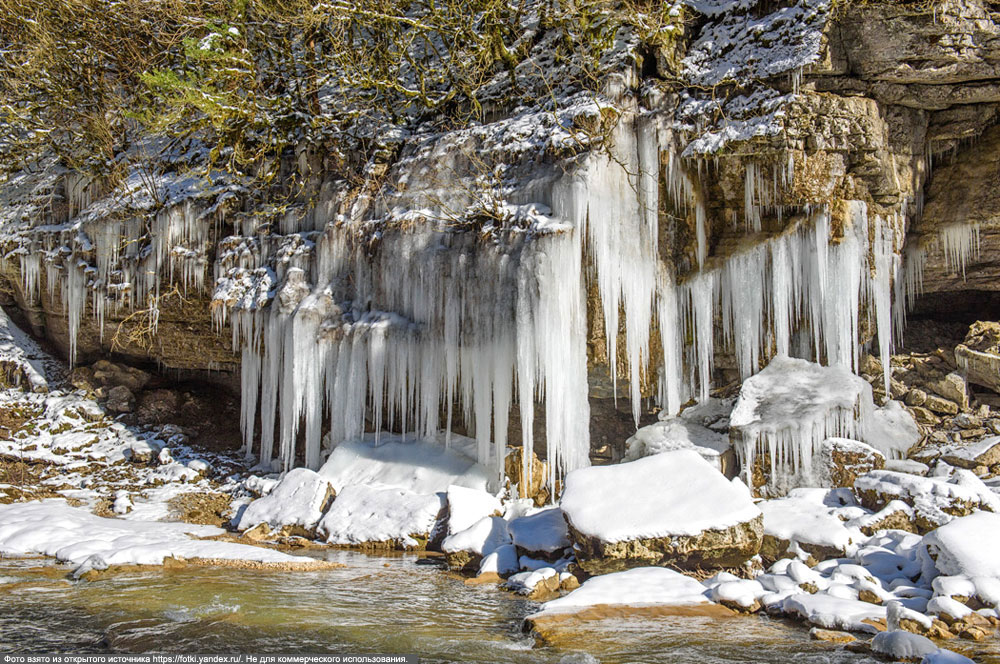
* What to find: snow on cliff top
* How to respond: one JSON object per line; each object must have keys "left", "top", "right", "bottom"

{"left": 560, "top": 449, "right": 760, "bottom": 542}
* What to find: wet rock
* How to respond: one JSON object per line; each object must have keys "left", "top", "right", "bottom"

{"left": 104, "top": 385, "right": 135, "bottom": 413}
{"left": 809, "top": 628, "right": 856, "bottom": 643}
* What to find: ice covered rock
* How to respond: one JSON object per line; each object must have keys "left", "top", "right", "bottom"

{"left": 317, "top": 484, "right": 444, "bottom": 549}
{"left": 855, "top": 469, "right": 1000, "bottom": 532}
{"left": 759, "top": 488, "right": 866, "bottom": 562}
{"left": 504, "top": 447, "right": 550, "bottom": 506}
{"left": 508, "top": 507, "right": 571, "bottom": 557}
{"left": 730, "top": 356, "right": 875, "bottom": 495}
{"left": 560, "top": 450, "right": 762, "bottom": 574}
{"left": 235, "top": 467, "right": 335, "bottom": 537}
{"left": 625, "top": 417, "right": 736, "bottom": 477}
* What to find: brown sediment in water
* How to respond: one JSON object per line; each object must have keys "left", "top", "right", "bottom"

{"left": 526, "top": 603, "right": 739, "bottom": 648}
{"left": 161, "top": 556, "right": 345, "bottom": 572}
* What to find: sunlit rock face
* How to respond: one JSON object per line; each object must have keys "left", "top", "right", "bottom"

{"left": 0, "top": 0, "right": 997, "bottom": 489}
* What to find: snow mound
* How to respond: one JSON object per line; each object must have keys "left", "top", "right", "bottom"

{"left": 0, "top": 499, "right": 313, "bottom": 570}
{"left": 528, "top": 567, "right": 710, "bottom": 619}
{"left": 508, "top": 507, "right": 571, "bottom": 554}
{"left": 919, "top": 512, "right": 1000, "bottom": 578}
{"left": 760, "top": 488, "right": 865, "bottom": 555}
{"left": 560, "top": 449, "right": 761, "bottom": 542}
{"left": 317, "top": 484, "right": 444, "bottom": 547}
{"left": 319, "top": 436, "right": 490, "bottom": 494}
{"left": 234, "top": 467, "right": 333, "bottom": 533}
{"left": 442, "top": 516, "right": 510, "bottom": 558}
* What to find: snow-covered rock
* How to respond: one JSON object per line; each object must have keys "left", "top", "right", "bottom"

{"left": 0, "top": 499, "right": 321, "bottom": 574}
{"left": 319, "top": 436, "right": 490, "bottom": 494}
{"left": 444, "top": 485, "right": 502, "bottom": 535}
{"left": 560, "top": 450, "right": 762, "bottom": 574}
{"left": 855, "top": 469, "right": 1000, "bottom": 531}
{"left": 234, "top": 467, "right": 334, "bottom": 537}
{"left": 820, "top": 438, "right": 885, "bottom": 488}
{"left": 442, "top": 516, "right": 511, "bottom": 571}
{"left": 940, "top": 436, "right": 1000, "bottom": 470}
{"left": 871, "top": 630, "right": 939, "bottom": 660}
{"left": 624, "top": 417, "right": 736, "bottom": 476}
{"left": 781, "top": 593, "right": 887, "bottom": 634}
{"left": 526, "top": 567, "right": 714, "bottom": 623}
{"left": 508, "top": 507, "right": 571, "bottom": 556}
{"left": 317, "top": 484, "right": 444, "bottom": 549}
{"left": 759, "top": 488, "right": 866, "bottom": 561}
{"left": 918, "top": 512, "right": 1000, "bottom": 579}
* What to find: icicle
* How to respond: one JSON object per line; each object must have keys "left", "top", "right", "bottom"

{"left": 940, "top": 222, "right": 981, "bottom": 279}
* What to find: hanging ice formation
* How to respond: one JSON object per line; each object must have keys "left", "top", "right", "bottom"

{"left": 8, "top": 108, "right": 985, "bottom": 491}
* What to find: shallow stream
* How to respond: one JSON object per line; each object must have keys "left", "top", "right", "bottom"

{"left": 0, "top": 551, "right": 907, "bottom": 663}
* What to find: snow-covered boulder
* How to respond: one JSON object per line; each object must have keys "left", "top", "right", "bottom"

{"left": 319, "top": 436, "right": 490, "bottom": 494}
{"left": 508, "top": 507, "right": 571, "bottom": 557}
{"left": 560, "top": 450, "right": 763, "bottom": 574}
{"left": 444, "top": 485, "right": 502, "bottom": 536}
{"left": 759, "top": 488, "right": 866, "bottom": 562}
{"left": 918, "top": 512, "right": 1000, "bottom": 580}
{"left": 234, "top": 468, "right": 335, "bottom": 537}
{"left": 441, "top": 516, "right": 511, "bottom": 571}
{"left": 871, "top": 630, "right": 939, "bottom": 661}
{"left": 855, "top": 469, "right": 1000, "bottom": 532}
{"left": 524, "top": 567, "right": 721, "bottom": 629}
{"left": 729, "top": 356, "right": 875, "bottom": 495}
{"left": 624, "top": 417, "right": 736, "bottom": 477}
{"left": 317, "top": 485, "right": 445, "bottom": 549}
{"left": 940, "top": 436, "right": 1000, "bottom": 471}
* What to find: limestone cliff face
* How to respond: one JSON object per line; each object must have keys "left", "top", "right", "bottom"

{"left": 0, "top": 0, "right": 997, "bottom": 475}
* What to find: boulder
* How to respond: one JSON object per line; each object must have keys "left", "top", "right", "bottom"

{"left": 104, "top": 385, "right": 135, "bottom": 413}
{"left": 625, "top": 417, "right": 736, "bottom": 477}
{"left": 821, "top": 438, "right": 885, "bottom": 488}
{"left": 930, "top": 373, "right": 970, "bottom": 411}
{"left": 918, "top": 512, "right": 1000, "bottom": 579}
{"left": 91, "top": 359, "right": 152, "bottom": 392}
{"left": 317, "top": 484, "right": 445, "bottom": 550}
{"left": 504, "top": 447, "right": 549, "bottom": 506}
{"left": 759, "top": 488, "right": 866, "bottom": 562}
{"left": 560, "top": 450, "right": 763, "bottom": 574}
{"left": 235, "top": 468, "right": 335, "bottom": 538}
{"left": 442, "top": 516, "right": 511, "bottom": 571}
{"left": 508, "top": 507, "right": 571, "bottom": 558}
{"left": 855, "top": 469, "right": 1000, "bottom": 532}
{"left": 925, "top": 394, "right": 959, "bottom": 416}
{"left": 940, "top": 436, "right": 1000, "bottom": 470}
{"left": 955, "top": 321, "right": 1000, "bottom": 395}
